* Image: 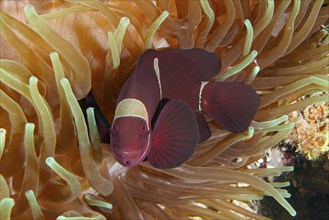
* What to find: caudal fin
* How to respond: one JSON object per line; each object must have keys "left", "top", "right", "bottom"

{"left": 201, "top": 81, "right": 259, "bottom": 133}
{"left": 148, "top": 100, "right": 199, "bottom": 169}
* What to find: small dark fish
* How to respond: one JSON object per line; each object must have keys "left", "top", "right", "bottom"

{"left": 78, "top": 92, "right": 111, "bottom": 144}
{"left": 109, "top": 49, "right": 259, "bottom": 168}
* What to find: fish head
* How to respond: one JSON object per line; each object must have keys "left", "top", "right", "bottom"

{"left": 110, "top": 116, "right": 151, "bottom": 167}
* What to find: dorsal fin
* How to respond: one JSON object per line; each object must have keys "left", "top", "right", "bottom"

{"left": 136, "top": 48, "right": 221, "bottom": 83}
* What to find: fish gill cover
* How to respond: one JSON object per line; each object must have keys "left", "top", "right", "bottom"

{"left": 0, "top": 0, "right": 328, "bottom": 219}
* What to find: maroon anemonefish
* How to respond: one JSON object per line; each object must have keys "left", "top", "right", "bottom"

{"left": 109, "top": 49, "right": 259, "bottom": 169}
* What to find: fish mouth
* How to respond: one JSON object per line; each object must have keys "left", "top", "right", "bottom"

{"left": 112, "top": 136, "right": 151, "bottom": 167}
{"left": 116, "top": 155, "right": 146, "bottom": 167}
{"left": 113, "top": 149, "right": 146, "bottom": 167}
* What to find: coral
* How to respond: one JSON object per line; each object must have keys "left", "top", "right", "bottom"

{"left": 286, "top": 98, "right": 329, "bottom": 160}
{"left": 0, "top": 0, "right": 328, "bottom": 219}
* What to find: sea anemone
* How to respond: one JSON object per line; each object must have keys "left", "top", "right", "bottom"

{"left": 0, "top": 0, "right": 328, "bottom": 219}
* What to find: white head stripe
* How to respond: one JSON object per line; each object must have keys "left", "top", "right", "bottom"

{"left": 114, "top": 98, "right": 149, "bottom": 123}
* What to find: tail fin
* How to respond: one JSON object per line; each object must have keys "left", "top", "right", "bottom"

{"left": 201, "top": 81, "right": 259, "bottom": 133}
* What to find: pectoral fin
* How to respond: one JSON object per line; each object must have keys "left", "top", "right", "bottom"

{"left": 148, "top": 100, "right": 199, "bottom": 169}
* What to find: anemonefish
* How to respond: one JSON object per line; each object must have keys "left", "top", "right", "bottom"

{"left": 110, "top": 48, "right": 260, "bottom": 168}
{"left": 80, "top": 49, "right": 259, "bottom": 169}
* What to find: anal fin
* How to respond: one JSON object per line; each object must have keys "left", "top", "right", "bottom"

{"left": 194, "top": 112, "right": 211, "bottom": 143}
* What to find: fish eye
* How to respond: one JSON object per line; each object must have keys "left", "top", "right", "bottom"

{"left": 141, "top": 125, "right": 146, "bottom": 132}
